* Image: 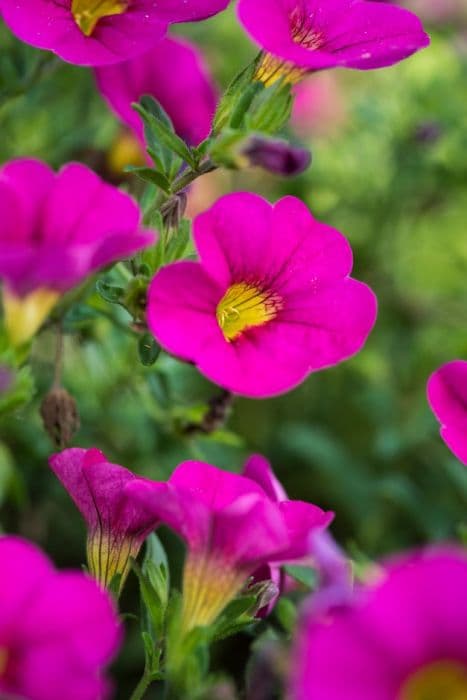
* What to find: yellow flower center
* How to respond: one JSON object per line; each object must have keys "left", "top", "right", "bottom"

{"left": 71, "top": 0, "right": 128, "bottom": 36}
{"left": 216, "top": 282, "right": 283, "bottom": 342}
{"left": 400, "top": 661, "right": 467, "bottom": 700}
{"left": 2, "top": 287, "right": 60, "bottom": 347}
{"left": 0, "top": 647, "right": 9, "bottom": 677}
{"left": 87, "top": 531, "right": 140, "bottom": 594}
{"left": 255, "top": 54, "right": 307, "bottom": 87}
{"left": 181, "top": 553, "right": 246, "bottom": 633}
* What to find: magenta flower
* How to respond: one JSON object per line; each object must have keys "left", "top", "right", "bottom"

{"left": 49, "top": 448, "right": 164, "bottom": 592}
{"left": 147, "top": 193, "right": 377, "bottom": 398}
{"left": 0, "top": 0, "right": 231, "bottom": 66}
{"left": 292, "top": 546, "right": 467, "bottom": 700}
{"left": 95, "top": 37, "right": 217, "bottom": 148}
{"left": 0, "top": 158, "right": 155, "bottom": 345}
{"left": 427, "top": 360, "right": 467, "bottom": 465}
{"left": 0, "top": 536, "right": 121, "bottom": 700}
{"left": 237, "top": 0, "right": 430, "bottom": 86}
{"left": 129, "top": 458, "right": 332, "bottom": 631}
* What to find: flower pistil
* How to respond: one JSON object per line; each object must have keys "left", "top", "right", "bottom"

{"left": 71, "top": 0, "right": 128, "bottom": 36}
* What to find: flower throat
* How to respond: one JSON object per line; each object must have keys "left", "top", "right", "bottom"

{"left": 400, "top": 661, "right": 467, "bottom": 700}
{"left": 72, "top": 0, "right": 128, "bottom": 36}
{"left": 216, "top": 282, "right": 282, "bottom": 342}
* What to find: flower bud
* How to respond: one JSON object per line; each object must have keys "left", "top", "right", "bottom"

{"left": 40, "top": 387, "right": 80, "bottom": 449}
{"left": 242, "top": 136, "right": 311, "bottom": 177}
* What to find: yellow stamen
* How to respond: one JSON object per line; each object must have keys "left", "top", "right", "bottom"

{"left": 0, "top": 647, "right": 8, "bottom": 677}
{"left": 254, "top": 53, "right": 307, "bottom": 87}
{"left": 400, "top": 661, "right": 467, "bottom": 700}
{"left": 216, "top": 282, "right": 283, "bottom": 342}
{"left": 181, "top": 554, "right": 246, "bottom": 633}
{"left": 3, "top": 287, "right": 60, "bottom": 347}
{"left": 71, "top": 0, "right": 128, "bottom": 37}
{"left": 87, "top": 531, "right": 139, "bottom": 594}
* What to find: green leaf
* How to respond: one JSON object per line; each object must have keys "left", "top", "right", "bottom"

{"left": 134, "top": 101, "right": 197, "bottom": 169}
{"left": 275, "top": 598, "right": 297, "bottom": 634}
{"left": 213, "top": 58, "right": 260, "bottom": 132}
{"left": 166, "top": 219, "right": 191, "bottom": 263}
{"left": 138, "top": 333, "right": 161, "bottom": 367}
{"left": 96, "top": 280, "right": 125, "bottom": 305}
{"left": 283, "top": 565, "right": 318, "bottom": 590}
{"left": 246, "top": 80, "right": 293, "bottom": 134}
{"left": 125, "top": 166, "right": 171, "bottom": 193}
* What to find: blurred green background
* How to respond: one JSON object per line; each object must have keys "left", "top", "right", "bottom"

{"left": 1, "top": 3, "right": 467, "bottom": 696}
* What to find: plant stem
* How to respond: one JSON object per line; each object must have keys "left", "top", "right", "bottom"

{"left": 171, "top": 159, "right": 217, "bottom": 194}
{"left": 129, "top": 670, "right": 152, "bottom": 700}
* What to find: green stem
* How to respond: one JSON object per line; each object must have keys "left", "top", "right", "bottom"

{"left": 171, "top": 159, "right": 217, "bottom": 194}
{"left": 129, "top": 670, "right": 152, "bottom": 700}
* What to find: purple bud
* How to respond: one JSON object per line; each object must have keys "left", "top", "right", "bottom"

{"left": 243, "top": 137, "right": 312, "bottom": 176}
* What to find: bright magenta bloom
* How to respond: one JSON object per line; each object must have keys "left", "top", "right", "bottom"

{"left": 0, "top": 536, "right": 121, "bottom": 700}
{"left": 0, "top": 0, "right": 231, "bottom": 66}
{"left": 292, "top": 547, "right": 467, "bottom": 700}
{"left": 0, "top": 158, "right": 154, "bottom": 345}
{"left": 427, "top": 360, "right": 467, "bottom": 465}
{"left": 147, "top": 193, "right": 377, "bottom": 398}
{"left": 50, "top": 448, "right": 164, "bottom": 591}
{"left": 129, "top": 458, "right": 332, "bottom": 631}
{"left": 238, "top": 0, "right": 430, "bottom": 86}
{"left": 95, "top": 37, "right": 217, "bottom": 147}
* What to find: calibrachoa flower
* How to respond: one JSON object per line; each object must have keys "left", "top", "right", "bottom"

{"left": 0, "top": 536, "right": 121, "bottom": 700}
{"left": 292, "top": 546, "right": 467, "bottom": 700}
{"left": 0, "top": 0, "right": 231, "bottom": 66}
{"left": 49, "top": 448, "right": 164, "bottom": 592}
{"left": 427, "top": 360, "right": 467, "bottom": 465}
{"left": 147, "top": 193, "right": 377, "bottom": 398}
{"left": 0, "top": 158, "right": 155, "bottom": 346}
{"left": 129, "top": 459, "right": 332, "bottom": 632}
{"left": 237, "top": 0, "right": 430, "bottom": 87}
{"left": 95, "top": 36, "right": 217, "bottom": 148}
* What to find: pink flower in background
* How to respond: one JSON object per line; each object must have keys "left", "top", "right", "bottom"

{"left": 50, "top": 448, "right": 164, "bottom": 592}
{"left": 427, "top": 360, "right": 467, "bottom": 465}
{"left": 237, "top": 0, "right": 430, "bottom": 86}
{"left": 95, "top": 36, "right": 217, "bottom": 148}
{"left": 292, "top": 74, "right": 347, "bottom": 139}
{"left": 0, "top": 536, "right": 121, "bottom": 700}
{"left": 292, "top": 547, "right": 467, "bottom": 700}
{"left": 0, "top": 0, "right": 231, "bottom": 66}
{"left": 147, "top": 193, "right": 377, "bottom": 398}
{"left": 128, "top": 459, "right": 332, "bottom": 631}
{"left": 0, "top": 158, "right": 155, "bottom": 345}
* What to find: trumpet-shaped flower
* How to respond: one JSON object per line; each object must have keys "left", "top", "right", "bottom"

{"left": 128, "top": 459, "right": 332, "bottom": 632}
{"left": 427, "top": 360, "right": 467, "bottom": 465}
{"left": 0, "top": 536, "right": 121, "bottom": 700}
{"left": 147, "top": 193, "right": 377, "bottom": 398}
{"left": 95, "top": 37, "right": 217, "bottom": 148}
{"left": 292, "top": 547, "right": 467, "bottom": 700}
{"left": 237, "top": 0, "right": 430, "bottom": 86}
{"left": 0, "top": 0, "right": 231, "bottom": 66}
{"left": 49, "top": 448, "right": 164, "bottom": 592}
{"left": 0, "top": 158, "right": 154, "bottom": 345}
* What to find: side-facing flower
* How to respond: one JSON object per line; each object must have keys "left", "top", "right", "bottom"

{"left": 427, "top": 360, "right": 467, "bottom": 465}
{"left": 147, "top": 192, "right": 377, "bottom": 398}
{"left": 95, "top": 36, "right": 217, "bottom": 150}
{"left": 292, "top": 546, "right": 467, "bottom": 700}
{"left": 237, "top": 0, "right": 430, "bottom": 87}
{"left": 129, "top": 459, "right": 332, "bottom": 632}
{"left": 0, "top": 0, "right": 231, "bottom": 66}
{"left": 49, "top": 448, "right": 164, "bottom": 592}
{"left": 0, "top": 536, "right": 121, "bottom": 700}
{"left": 0, "top": 159, "right": 155, "bottom": 345}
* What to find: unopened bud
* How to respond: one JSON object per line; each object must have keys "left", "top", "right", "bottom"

{"left": 242, "top": 136, "right": 311, "bottom": 176}
{"left": 160, "top": 193, "right": 188, "bottom": 231}
{"left": 40, "top": 387, "right": 80, "bottom": 448}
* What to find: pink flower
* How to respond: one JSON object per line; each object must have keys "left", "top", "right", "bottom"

{"left": 291, "top": 74, "right": 348, "bottom": 139}
{"left": 237, "top": 0, "right": 430, "bottom": 86}
{"left": 95, "top": 36, "right": 217, "bottom": 148}
{"left": 292, "top": 546, "right": 467, "bottom": 700}
{"left": 129, "top": 458, "right": 332, "bottom": 631}
{"left": 147, "top": 193, "right": 377, "bottom": 398}
{"left": 0, "top": 0, "right": 231, "bottom": 66}
{"left": 0, "top": 158, "right": 155, "bottom": 345}
{"left": 0, "top": 536, "right": 121, "bottom": 700}
{"left": 427, "top": 360, "right": 467, "bottom": 465}
{"left": 49, "top": 448, "right": 164, "bottom": 592}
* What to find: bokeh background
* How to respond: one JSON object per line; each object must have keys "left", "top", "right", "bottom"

{"left": 1, "top": 2, "right": 467, "bottom": 696}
